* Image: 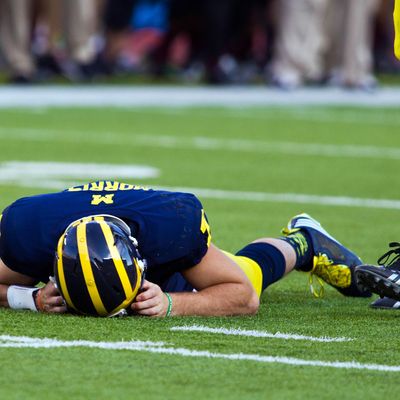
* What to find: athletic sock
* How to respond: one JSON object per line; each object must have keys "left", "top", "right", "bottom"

{"left": 280, "top": 231, "right": 313, "bottom": 271}
{"left": 236, "top": 242, "right": 286, "bottom": 291}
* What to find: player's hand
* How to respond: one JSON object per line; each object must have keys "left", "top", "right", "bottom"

{"left": 35, "top": 281, "right": 67, "bottom": 313}
{"left": 130, "top": 280, "right": 169, "bottom": 317}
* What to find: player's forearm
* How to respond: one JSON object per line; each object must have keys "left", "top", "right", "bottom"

{"left": 168, "top": 283, "right": 259, "bottom": 316}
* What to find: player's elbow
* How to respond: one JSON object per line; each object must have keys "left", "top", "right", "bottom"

{"left": 246, "top": 289, "right": 260, "bottom": 315}
{"left": 240, "top": 284, "right": 259, "bottom": 315}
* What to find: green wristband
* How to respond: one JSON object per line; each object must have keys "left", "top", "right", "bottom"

{"left": 165, "top": 292, "right": 173, "bottom": 317}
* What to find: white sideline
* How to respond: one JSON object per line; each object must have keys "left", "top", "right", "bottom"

{"left": 170, "top": 325, "right": 353, "bottom": 343}
{"left": 0, "top": 335, "right": 398, "bottom": 372}
{"left": 0, "top": 86, "right": 400, "bottom": 107}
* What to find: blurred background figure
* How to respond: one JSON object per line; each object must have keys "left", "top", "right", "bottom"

{"left": 38, "top": 0, "right": 99, "bottom": 81}
{"left": 325, "top": 0, "right": 380, "bottom": 90}
{"left": 103, "top": 0, "right": 169, "bottom": 75}
{"left": 375, "top": 0, "right": 400, "bottom": 69}
{"left": 0, "top": 0, "right": 398, "bottom": 85}
{"left": 0, "top": 0, "right": 98, "bottom": 83}
{"left": 270, "top": 0, "right": 381, "bottom": 90}
{"left": 270, "top": 0, "right": 330, "bottom": 90}
{"left": 395, "top": 0, "right": 400, "bottom": 59}
{"left": 0, "top": 0, "right": 35, "bottom": 82}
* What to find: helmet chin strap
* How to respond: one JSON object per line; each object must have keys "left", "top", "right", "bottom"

{"left": 108, "top": 308, "right": 129, "bottom": 318}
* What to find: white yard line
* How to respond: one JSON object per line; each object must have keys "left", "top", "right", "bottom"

{"left": 0, "top": 161, "right": 159, "bottom": 180}
{"left": 1, "top": 127, "right": 400, "bottom": 160}
{"left": 162, "top": 186, "right": 400, "bottom": 210}
{"left": 4, "top": 176, "right": 400, "bottom": 210}
{"left": 0, "top": 335, "right": 398, "bottom": 372}
{"left": 170, "top": 325, "right": 353, "bottom": 343}
{"left": 0, "top": 159, "right": 399, "bottom": 210}
{"left": 0, "top": 86, "right": 400, "bottom": 107}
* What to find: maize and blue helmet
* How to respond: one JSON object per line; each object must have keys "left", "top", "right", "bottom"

{"left": 54, "top": 215, "right": 145, "bottom": 317}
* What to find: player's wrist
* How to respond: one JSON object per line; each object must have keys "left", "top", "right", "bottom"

{"left": 7, "top": 285, "right": 40, "bottom": 311}
{"left": 33, "top": 288, "right": 44, "bottom": 312}
{"left": 164, "top": 292, "right": 173, "bottom": 317}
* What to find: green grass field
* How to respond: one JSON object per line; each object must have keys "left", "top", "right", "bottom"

{"left": 1, "top": 104, "right": 400, "bottom": 399}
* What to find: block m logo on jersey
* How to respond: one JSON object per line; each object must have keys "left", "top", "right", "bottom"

{"left": 91, "top": 194, "right": 115, "bottom": 205}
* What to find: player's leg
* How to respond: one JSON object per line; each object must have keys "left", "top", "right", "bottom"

{"left": 162, "top": 213, "right": 371, "bottom": 299}
{"left": 226, "top": 213, "right": 371, "bottom": 298}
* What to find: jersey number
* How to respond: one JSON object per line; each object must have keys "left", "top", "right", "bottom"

{"left": 200, "top": 209, "right": 211, "bottom": 247}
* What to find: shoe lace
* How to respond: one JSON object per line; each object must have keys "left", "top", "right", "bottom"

{"left": 281, "top": 227, "right": 299, "bottom": 236}
{"left": 309, "top": 254, "right": 351, "bottom": 298}
{"left": 377, "top": 242, "right": 400, "bottom": 270}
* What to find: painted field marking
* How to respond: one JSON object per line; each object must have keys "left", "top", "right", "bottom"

{"left": 0, "top": 335, "right": 165, "bottom": 349}
{"left": 170, "top": 325, "right": 353, "bottom": 343}
{"left": 0, "top": 86, "right": 399, "bottom": 107}
{"left": 0, "top": 335, "right": 398, "bottom": 372}
{"left": 1, "top": 161, "right": 400, "bottom": 210}
{"left": 1, "top": 127, "right": 400, "bottom": 160}
{"left": 0, "top": 161, "right": 159, "bottom": 183}
{"left": 161, "top": 186, "right": 400, "bottom": 210}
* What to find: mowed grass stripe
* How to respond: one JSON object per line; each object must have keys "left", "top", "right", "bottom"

{"left": 6, "top": 106, "right": 400, "bottom": 126}
{"left": 1, "top": 335, "right": 399, "bottom": 372}
{"left": 1, "top": 127, "right": 400, "bottom": 160}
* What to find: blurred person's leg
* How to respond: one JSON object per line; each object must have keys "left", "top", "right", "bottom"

{"left": 102, "top": 0, "right": 135, "bottom": 67}
{"left": 270, "top": 0, "right": 330, "bottom": 89}
{"left": 201, "top": 0, "right": 242, "bottom": 84}
{"left": 32, "top": 0, "right": 63, "bottom": 78}
{"left": 0, "top": 0, "right": 35, "bottom": 82}
{"left": 326, "top": 0, "right": 379, "bottom": 89}
{"left": 62, "top": 0, "right": 97, "bottom": 78}
{"left": 342, "top": 0, "right": 379, "bottom": 88}
{"left": 150, "top": 0, "right": 201, "bottom": 76}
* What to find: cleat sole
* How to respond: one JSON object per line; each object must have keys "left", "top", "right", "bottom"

{"left": 356, "top": 269, "right": 400, "bottom": 301}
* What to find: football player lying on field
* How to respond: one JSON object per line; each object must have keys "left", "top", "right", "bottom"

{"left": 0, "top": 181, "right": 370, "bottom": 317}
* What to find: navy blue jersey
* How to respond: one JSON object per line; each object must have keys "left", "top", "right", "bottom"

{"left": 0, "top": 181, "right": 211, "bottom": 284}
